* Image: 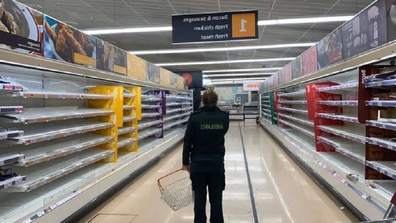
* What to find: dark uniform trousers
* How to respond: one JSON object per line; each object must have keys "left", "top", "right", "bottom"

{"left": 190, "top": 161, "right": 225, "bottom": 223}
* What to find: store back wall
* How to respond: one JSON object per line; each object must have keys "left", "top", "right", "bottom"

{"left": 214, "top": 87, "right": 244, "bottom": 104}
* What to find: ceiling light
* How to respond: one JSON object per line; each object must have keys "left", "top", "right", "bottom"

{"left": 129, "top": 43, "right": 315, "bottom": 55}
{"left": 83, "top": 26, "right": 172, "bottom": 35}
{"left": 203, "top": 68, "right": 281, "bottom": 73}
{"left": 156, "top": 58, "right": 294, "bottom": 67}
{"left": 258, "top": 16, "right": 353, "bottom": 26}
{"left": 209, "top": 80, "right": 265, "bottom": 85}
{"left": 204, "top": 73, "right": 273, "bottom": 77}
{"left": 208, "top": 77, "right": 267, "bottom": 82}
{"left": 82, "top": 16, "right": 352, "bottom": 35}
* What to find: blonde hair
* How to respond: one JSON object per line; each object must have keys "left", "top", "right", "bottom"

{"left": 202, "top": 85, "right": 218, "bottom": 105}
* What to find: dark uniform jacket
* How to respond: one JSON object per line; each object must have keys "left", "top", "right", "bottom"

{"left": 183, "top": 104, "right": 230, "bottom": 165}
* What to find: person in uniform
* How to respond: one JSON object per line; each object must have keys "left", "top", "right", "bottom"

{"left": 182, "top": 86, "right": 230, "bottom": 223}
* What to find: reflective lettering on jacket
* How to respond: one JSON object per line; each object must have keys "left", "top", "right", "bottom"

{"left": 200, "top": 124, "right": 224, "bottom": 130}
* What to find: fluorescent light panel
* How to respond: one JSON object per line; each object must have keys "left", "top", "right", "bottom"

{"left": 129, "top": 43, "right": 315, "bottom": 55}
{"left": 210, "top": 80, "right": 263, "bottom": 85}
{"left": 204, "top": 73, "right": 273, "bottom": 77}
{"left": 203, "top": 68, "right": 281, "bottom": 73}
{"left": 82, "top": 16, "right": 352, "bottom": 35}
{"left": 156, "top": 58, "right": 294, "bottom": 67}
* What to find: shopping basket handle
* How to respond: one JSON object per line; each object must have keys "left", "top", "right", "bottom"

{"left": 157, "top": 169, "right": 185, "bottom": 192}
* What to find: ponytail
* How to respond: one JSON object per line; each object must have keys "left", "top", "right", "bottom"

{"left": 202, "top": 85, "right": 218, "bottom": 105}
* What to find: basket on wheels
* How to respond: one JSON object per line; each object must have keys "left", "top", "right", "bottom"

{"left": 158, "top": 169, "right": 194, "bottom": 211}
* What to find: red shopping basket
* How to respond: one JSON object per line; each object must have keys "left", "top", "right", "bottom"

{"left": 157, "top": 169, "right": 194, "bottom": 211}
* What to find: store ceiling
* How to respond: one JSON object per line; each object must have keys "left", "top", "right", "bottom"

{"left": 19, "top": 0, "right": 373, "bottom": 74}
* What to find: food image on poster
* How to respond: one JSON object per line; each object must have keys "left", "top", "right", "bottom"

{"left": 44, "top": 16, "right": 96, "bottom": 68}
{"left": 317, "top": 29, "right": 342, "bottom": 70}
{"left": 0, "top": 0, "right": 43, "bottom": 55}
{"left": 170, "top": 73, "right": 179, "bottom": 88}
{"left": 96, "top": 40, "right": 126, "bottom": 75}
{"left": 292, "top": 56, "right": 303, "bottom": 79}
{"left": 284, "top": 63, "right": 292, "bottom": 83}
{"left": 303, "top": 45, "right": 318, "bottom": 74}
{"left": 127, "top": 54, "right": 147, "bottom": 81}
{"left": 147, "top": 62, "right": 160, "bottom": 84}
{"left": 342, "top": 0, "right": 387, "bottom": 59}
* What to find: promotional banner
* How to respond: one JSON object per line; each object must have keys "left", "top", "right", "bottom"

{"left": 170, "top": 73, "right": 179, "bottom": 88}
{"left": 317, "top": 29, "right": 343, "bottom": 70}
{"left": 273, "top": 71, "right": 279, "bottom": 87}
{"left": 0, "top": 0, "right": 43, "bottom": 56}
{"left": 177, "top": 76, "right": 188, "bottom": 90}
{"left": 147, "top": 62, "right": 160, "bottom": 84}
{"left": 127, "top": 54, "right": 147, "bottom": 81}
{"left": 96, "top": 40, "right": 127, "bottom": 75}
{"left": 176, "top": 71, "right": 203, "bottom": 88}
{"left": 387, "top": 0, "right": 396, "bottom": 41}
{"left": 243, "top": 81, "right": 262, "bottom": 91}
{"left": 303, "top": 45, "right": 318, "bottom": 75}
{"left": 172, "top": 10, "right": 258, "bottom": 44}
{"left": 292, "top": 56, "right": 303, "bottom": 79}
{"left": 160, "top": 68, "right": 171, "bottom": 87}
{"left": 284, "top": 63, "right": 292, "bottom": 83}
{"left": 44, "top": 16, "right": 96, "bottom": 68}
{"left": 278, "top": 69, "right": 284, "bottom": 85}
{"left": 342, "top": 0, "right": 387, "bottom": 59}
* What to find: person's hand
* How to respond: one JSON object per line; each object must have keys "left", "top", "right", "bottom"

{"left": 182, "top": 165, "right": 190, "bottom": 174}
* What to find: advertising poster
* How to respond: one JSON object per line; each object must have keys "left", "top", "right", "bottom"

{"left": 127, "top": 54, "right": 147, "bottom": 81}
{"left": 278, "top": 69, "right": 284, "bottom": 85}
{"left": 303, "top": 45, "right": 318, "bottom": 75}
{"left": 342, "top": 0, "right": 387, "bottom": 59}
{"left": 44, "top": 16, "right": 96, "bottom": 68}
{"left": 273, "top": 71, "right": 278, "bottom": 87}
{"left": 160, "top": 68, "right": 171, "bottom": 87}
{"left": 96, "top": 40, "right": 126, "bottom": 75}
{"left": 386, "top": 0, "right": 396, "bottom": 41}
{"left": 0, "top": 0, "right": 43, "bottom": 56}
{"left": 243, "top": 81, "right": 262, "bottom": 91}
{"left": 170, "top": 73, "right": 179, "bottom": 88}
{"left": 176, "top": 71, "right": 203, "bottom": 88}
{"left": 147, "top": 62, "right": 160, "bottom": 84}
{"left": 177, "top": 76, "right": 188, "bottom": 90}
{"left": 284, "top": 63, "right": 292, "bottom": 83}
{"left": 317, "top": 29, "right": 342, "bottom": 70}
{"left": 292, "top": 56, "right": 303, "bottom": 79}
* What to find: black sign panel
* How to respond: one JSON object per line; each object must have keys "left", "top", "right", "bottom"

{"left": 172, "top": 10, "right": 258, "bottom": 44}
{"left": 342, "top": 0, "right": 387, "bottom": 59}
{"left": 176, "top": 71, "right": 203, "bottom": 88}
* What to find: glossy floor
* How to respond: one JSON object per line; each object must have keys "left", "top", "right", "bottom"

{"left": 79, "top": 122, "right": 357, "bottom": 223}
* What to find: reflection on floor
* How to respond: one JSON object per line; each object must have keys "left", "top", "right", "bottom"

{"left": 79, "top": 121, "right": 357, "bottom": 223}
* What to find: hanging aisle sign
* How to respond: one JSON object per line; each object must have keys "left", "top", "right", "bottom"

{"left": 172, "top": 10, "right": 258, "bottom": 44}
{"left": 243, "top": 81, "right": 262, "bottom": 91}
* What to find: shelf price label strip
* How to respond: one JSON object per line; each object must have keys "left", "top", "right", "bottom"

{"left": 316, "top": 113, "right": 359, "bottom": 123}
{"left": 0, "top": 130, "right": 24, "bottom": 141}
{"left": 316, "top": 101, "right": 358, "bottom": 106}
{"left": 366, "top": 121, "right": 396, "bottom": 132}
{"left": 0, "top": 176, "right": 26, "bottom": 191}
{"left": 366, "top": 162, "right": 396, "bottom": 180}
{"left": 265, "top": 123, "right": 387, "bottom": 214}
{"left": 278, "top": 119, "right": 315, "bottom": 138}
{"left": 316, "top": 82, "right": 358, "bottom": 92}
{"left": 0, "top": 154, "right": 25, "bottom": 166}
{"left": 367, "top": 138, "right": 396, "bottom": 153}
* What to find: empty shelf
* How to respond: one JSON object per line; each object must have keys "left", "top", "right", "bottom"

{"left": 124, "top": 94, "right": 136, "bottom": 99}
{"left": 138, "top": 129, "right": 162, "bottom": 140}
{"left": 9, "top": 149, "right": 114, "bottom": 192}
{"left": 3, "top": 108, "right": 113, "bottom": 124}
{"left": 163, "top": 118, "right": 188, "bottom": 130}
{"left": 118, "top": 126, "right": 136, "bottom": 135}
{"left": 318, "top": 136, "right": 365, "bottom": 164}
{"left": 278, "top": 113, "right": 313, "bottom": 127}
{"left": 0, "top": 130, "right": 23, "bottom": 141}
{"left": 278, "top": 90, "right": 306, "bottom": 97}
{"left": 318, "top": 125, "right": 366, "bottom": 144}
{"left": 141, "top": 113, "right": 162, "bottom": 118}
{"left": 367, "top": 121, "right": 396, "bottom": 132}
{"left": 366, "top": 138, "right": 396, "bottom": 153}
{"left": 278, "top": 119, "right": 314, "bottom": 138}
{"left": 117, "top": 137, "right": 137, "bottom": 149}
{"left": 367, "top": 161, "right": 396, "bottom": 180}
{"left": 141, "top": 105, "right": 161, "bottom": 109}
{"left": 278, "top": 107, "right": 308, "bottom": 115}
{"left": 123, "top": 106, "right": 136, "bottom": 110}
{"left": 123, "top": 116, "right": 137, "bottom": 122}
{"left": 279, "top": 100, "right": 307, "bottom": 105}
{"left": 8, "top": 120, "right": 113, "bottom": 145}
{"left": 138, "top": 120, "right": 163, "bottom": 130}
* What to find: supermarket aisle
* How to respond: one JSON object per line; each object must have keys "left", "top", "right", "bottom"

{"left": 79, "top": 122, "right": 357, "bottom": 223}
